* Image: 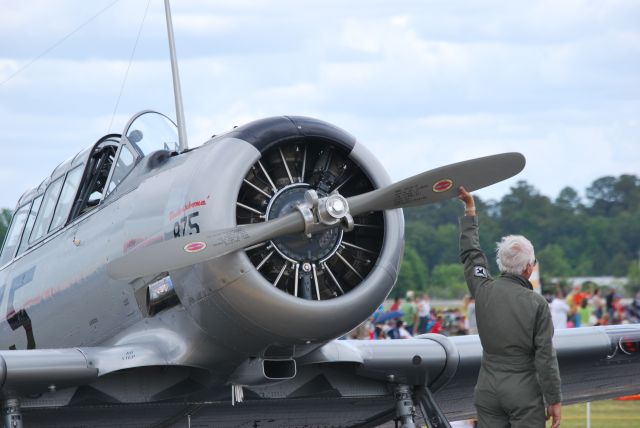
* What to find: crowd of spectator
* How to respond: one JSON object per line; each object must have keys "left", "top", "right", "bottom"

{"left": 546, "top": 285, "right": 640, "bottom": 329}
{"left": 345, "top": 291, "right": 477, "bottom": 340}
{"left": 346, "top": 286, "right": 640, "bottom": 341}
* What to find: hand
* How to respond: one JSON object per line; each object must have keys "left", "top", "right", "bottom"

{"left": 546, "top": 402, "right": 561, "bottom": 428}
{"left": 457, "top": 186, "right": 475, "bottom": 213}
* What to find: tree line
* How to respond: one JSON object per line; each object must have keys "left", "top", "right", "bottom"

{"left": 1, "top": 175, "right": 639, "bottom": 298}
{"left": 397, "top": 175, "right": 640, "bottom": 298}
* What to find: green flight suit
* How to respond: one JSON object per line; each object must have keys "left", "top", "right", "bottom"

{"left": 459, "top": 216, "right": 561, "bottom": 427}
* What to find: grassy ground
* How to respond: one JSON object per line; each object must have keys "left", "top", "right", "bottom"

{"left": 547, "top": 399, "right": 640, "bottom": 428}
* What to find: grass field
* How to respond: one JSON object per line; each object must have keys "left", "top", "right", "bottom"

{"left": 547, "top": 399, "right": 640, "bottom": 428}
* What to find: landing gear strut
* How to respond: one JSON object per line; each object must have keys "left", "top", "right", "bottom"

{"left": 394, "top": 384, "right": 416, "bottom": 428}
{"left": 2, "top": 398, "right": 23, "bottom": 428}
{"left": 393, "top": 384, "right": 452, "bottom": 428}
{"left": 415, "top": 386, "right": 452, "bottom": 428}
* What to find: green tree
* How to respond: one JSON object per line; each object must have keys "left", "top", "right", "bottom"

{"left": 395, "top": 246, "right": 429, "bottom": 296}
{"left": 404, "top": 199, "right": 462, "bottom": 227}
{"left": 537, "top": 244, "right": 572, "bottom": 280}
{"left": 555, "top": 186, "right": 582, "bottom": 212}
{"left": 586, "top": 176, "right": 618, "bottom": 216}
{"left": 498, "top": 181, "right": 554, "bottom": 248}
{"left": 627, "top": 261, "right": 640, "bottom": 295}
{"left": 405, "top": 223, "right": 458, "bottom": 272}
{"left": 586, "top": 175, "right": 640, "bottom": 216}
{"left": 401, "top": 175, "right": 640, "bottom": 297}
{"left": 429, "top": 263, "right": 467, "bottom": 299}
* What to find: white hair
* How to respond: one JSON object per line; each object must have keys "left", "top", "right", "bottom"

{"left": 496, "top": 235, "right": 536, "bottom": 275}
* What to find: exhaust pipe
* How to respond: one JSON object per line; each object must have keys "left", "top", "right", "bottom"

{"left": 229, "top": 357, "right": 296, "bottom": 386}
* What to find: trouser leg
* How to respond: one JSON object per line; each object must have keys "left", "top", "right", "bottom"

{"left": 474, "top": 386, "right": 509, "bottom": 428}
{"left": 502, "top": 371, "right": 546, "bottom": 428}
{"left": 508, "top": 402, "right": 546, "bottom": 428}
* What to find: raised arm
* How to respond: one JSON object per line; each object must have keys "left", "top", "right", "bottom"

{"left": 458, "top": 186, "right": 492, "bottom": 298}
{"left": 458, "top": 186, "right": 476, "bottom": 217}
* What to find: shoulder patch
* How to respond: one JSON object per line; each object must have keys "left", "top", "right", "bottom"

{"left": 474, "top": 266, "right": 488, "bottom": 278}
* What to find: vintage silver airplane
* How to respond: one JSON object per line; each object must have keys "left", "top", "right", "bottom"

{"left": 0, "top": 111, "right": 639, "bottom": 428}
{"left": 1, "top": 3, "right": 639, "bottom": 428}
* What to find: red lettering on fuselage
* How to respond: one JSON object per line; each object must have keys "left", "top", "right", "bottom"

{"left": 169, "top": 200, "right": 207, "bottom": 221}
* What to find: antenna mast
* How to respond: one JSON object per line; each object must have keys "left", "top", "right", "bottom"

{"left": 164, "top": 0, "right": 188, "bottom": 152}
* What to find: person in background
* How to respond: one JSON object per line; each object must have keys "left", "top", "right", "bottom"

{"left": 417, "top": 293, "right": 432, "bottom": 334}
{"left": 596, "top": 312, "right": 609, "bottom": 326}
{"left": 466, "top": 297, "right": 478, "bottom": 335}
{"left": 389, "top": 296, "right": 401, "bottom": 311}
{"left": 400, "top": 291, "right": 417, "bottom": 334}
{"left": 626, "top": 291, "right": 640, "bottom": 323}
{"left": 385, "top": 320, "right": 398, "bottom": 339}
{"left": 430, "top": 313, "right": 443, "bottom": 335}
{"left": 550, "top": 289, "right": 571, "bottom": 329}
{"left": 606, "top": 288, "right": 616, "bottom": 324}
{"left": 455, "top": 313, "right": 468, "bottom": 335}
{"left": 612, "top": 293, "right": 625, "bottom": 324}
{"left": 372, "top": 324, "right": 387, "bottom": 340}
{"left": 565, "top": 284, "right": 582, "bottom": 327}
{"left": 577, "top": 298, "right": 592, "bottom": 327}
{"left": 463, "top": 294, "right": 471, "bottom": 312}
{"left": 395, "top": 320, "right": 413, "bottom": 339}
{"left": 591, "top": 288, "right": 604, "bottom": 320}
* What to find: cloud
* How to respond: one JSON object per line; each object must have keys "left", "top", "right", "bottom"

{"left": 173, "top": 14, "right": 239, "bottom": 35}
{"left": 0, "top": 0, "right": 638, "bottom": 209}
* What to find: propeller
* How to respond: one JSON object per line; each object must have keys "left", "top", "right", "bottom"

{"left": 108, "top": 213, "right": 305, "bottom": 280}
{"left": 107, "top": 152, "right": 524, "bottom": 280}
{"left": 348, "top": 152, "right": 524, "bottom": 215}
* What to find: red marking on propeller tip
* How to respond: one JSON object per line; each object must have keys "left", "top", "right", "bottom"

{"left": 184, "top": 241, "right": 207, "bottom": 253}
{"left": 433, "top": 179, "right": 453, "bottom": 193}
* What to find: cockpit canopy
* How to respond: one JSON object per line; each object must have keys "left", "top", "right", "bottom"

{"left": 0, "top": 111, "right": 178, "bottom": 268}
{"left": 124, "top": 111, "right": 179, "bottom": 156}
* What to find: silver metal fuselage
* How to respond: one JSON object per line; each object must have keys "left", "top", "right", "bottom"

{"left": 0, "top": 131, "right": 403, "bottom": 378}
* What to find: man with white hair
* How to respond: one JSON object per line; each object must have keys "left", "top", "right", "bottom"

{"left": 458, "top": 186, "right": 561, "bottom": 428}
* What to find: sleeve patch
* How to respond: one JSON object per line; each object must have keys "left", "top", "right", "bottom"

{"left": 474, "top": 266, "right": 488, "bottom": 278}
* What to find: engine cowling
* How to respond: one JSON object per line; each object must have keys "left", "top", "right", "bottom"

{"left": 176, "top": 116, "right": 404, "bottom": 357}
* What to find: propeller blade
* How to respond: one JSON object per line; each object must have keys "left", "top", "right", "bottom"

{"left": 107, "top": 212, "right": 305, "bottom": 280}
{"left": 347, "top": 152, "right": 525, "bottom": 215}
{"left": 108, "top": 152, "right": 524, "bottom": 280}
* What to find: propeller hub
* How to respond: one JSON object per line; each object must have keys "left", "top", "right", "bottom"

{"left": 266, "top": 184, "right": 343, "bottom": 263}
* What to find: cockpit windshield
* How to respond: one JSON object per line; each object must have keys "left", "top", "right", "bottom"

{"left": 123, "top": 111, "right": 179, "bottom": 156}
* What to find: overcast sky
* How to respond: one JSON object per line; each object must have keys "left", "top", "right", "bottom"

{"left": 0, "top": 0, "right": 638, "bottom": 209}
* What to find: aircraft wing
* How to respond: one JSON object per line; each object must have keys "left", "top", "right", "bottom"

{"left": 3, "top": 325, "right": 640, "bottom": 427}
{"left": 0, "top": 342, "right": 168, "bottom": 398}
{"left": 245, "top": 324, "right": 640, "bottom": 426}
